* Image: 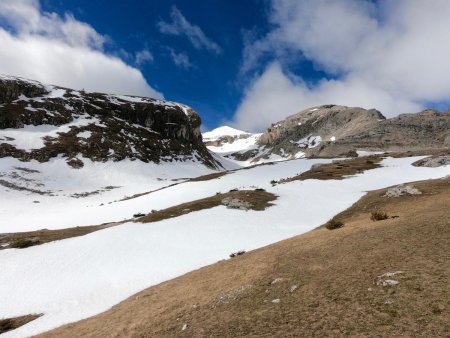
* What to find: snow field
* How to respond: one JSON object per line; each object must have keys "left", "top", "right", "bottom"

{"left": 0, "top": 156, "right": 449, "bottom": 337}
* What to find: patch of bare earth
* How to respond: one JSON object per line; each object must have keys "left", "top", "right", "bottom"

{"left": 39, "top": 178, "right": 450, "bottom": 337}
{"left": 137, "top": 189, "right": 277, "bottom": 223}
{"left": 186, "top": 171, "right": 228, "bottom": 182}
{"left": 0, "top": 222, "right": 123, "bottom": 250}
{"left": 0, "top": 314, "right": 41, "bottom": 334}
{"left": 277, "top": 155, "right": 383, "bottom": 183}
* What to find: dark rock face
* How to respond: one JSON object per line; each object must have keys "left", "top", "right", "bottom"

{"left": 0, "top": 76, "right": 219, "bottom": 168}
{"left": 253, "top": 105, "right": 450, "bottom": 159}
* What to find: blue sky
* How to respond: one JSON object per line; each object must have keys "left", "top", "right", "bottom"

{"left": 1, "top": 1, "right": 450, "bottom": 132}
{"left": 37, "top": 0, "right": 283, "bottom": 130}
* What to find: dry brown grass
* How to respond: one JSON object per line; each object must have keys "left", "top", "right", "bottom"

{"left": 40, "top": 178, "right": 450, "bottom": 338}
{"left": 279, "top": 155, "right": 382, "bottom": 183}
{"left": 186, "top": 171, "right": 228, "bottom": 182}
{"left": 137, "top": 189, "right": 277, "bottom": 223}
{"left": 0, "top": 314, "right": 41, "bottom": 334}
{"left": 0, "top": 222, "right": 123, "bottom": 250}
{"left": 386, "top": 148, "right": 450, "bottom": 158}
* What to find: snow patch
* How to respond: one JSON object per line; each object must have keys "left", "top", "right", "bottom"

{"left": 290, "top": 135, "right": 322, "bottom": 149}
{"left": 77, "top": 131, "right": 92, "bottom": 139}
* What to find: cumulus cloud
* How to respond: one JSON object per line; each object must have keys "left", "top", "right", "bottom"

{"left": 233, "top": 62, "right": 422, "bottom": 131}
{"left": 158, "top": 6, "right": 221, "bottom": 55}
{"left": 234, "top": 0, "right": 450, "bottom": 131}
{"left": 0, "top": 0, "right": 162, "bottom": 98}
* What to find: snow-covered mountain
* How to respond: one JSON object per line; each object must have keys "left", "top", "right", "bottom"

{"left": 203, "top": 126, "right": 262, "bottom": 164}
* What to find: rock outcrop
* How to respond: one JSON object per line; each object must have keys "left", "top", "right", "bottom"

{"left": 0, "top": 75, "right": 219, "bottom": 168}
{"left": 257, "top": 105, "right": 384, "bottom": 159}
{"left": 228, "top": 105, "right": 450, "bottom": 162}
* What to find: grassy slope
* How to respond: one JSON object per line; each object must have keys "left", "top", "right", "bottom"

{"left": 40, "top": 179, "right": 450, "bottom": 337}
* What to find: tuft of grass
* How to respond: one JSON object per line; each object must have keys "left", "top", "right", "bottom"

{"left": 10, "top": 238, "right": 39, "bottom": 249}
{"left": 229, "top": 250, "right": 246, "bottom": 258}
{"left": 370, "top": 210, "right": 389, "bottom": 221}
{"left": 326, "top": 219, "right": 344, "bottom": 230}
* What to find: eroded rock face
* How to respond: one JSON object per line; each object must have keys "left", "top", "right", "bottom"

{"left": 252, "top": 105, "right": 450, "bottom": 160}
{"left": 258, "top": 105, "right": 384, "bottom": 146}
{"left": 0, "top": 75, "right": 219, "bottom": 168}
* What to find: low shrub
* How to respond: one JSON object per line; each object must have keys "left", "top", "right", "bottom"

{"left": 229, "top": 250, "right": 246, "bottom": 258}
{"left": 370, "top": 210, "right": 389, "bottom": 221}
{"left": 326, "top": 219, "right": 344, "bottom": 230}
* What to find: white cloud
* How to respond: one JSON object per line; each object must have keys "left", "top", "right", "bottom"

{"left": 0, "top": 0, "right": 162, "bottom": 98}
{"left": 135, "top": 49, "right": 154, "bottom": 65}
{"left": 158, "top": 6, "right": 221, "bottom": 55}
{"left": 169, "top": 49, "right": 192, "bottom": 70}
{"left": 234, "top": 0, "right": 450, "bottom": 131}
{"left": 233, "top": 62, "right": 421, "bottom": 131}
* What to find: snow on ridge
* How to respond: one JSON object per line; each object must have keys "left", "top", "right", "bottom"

{"left": 175, "top": 103, "right": 192, "bottom": 116}
{"left": 203, "top": 126, "right": 251, "bottom": 140}
{"left": 107, "top": 95, "right": 193, "bottom": 116}
{"left": 1, "top": 75, "right": 197, "bottom": 116}
{"left": 46, "top": 88, "right": 67, "bottom": 99}
{"left": 0, "top": 74, "right": 45, "bottom": 87}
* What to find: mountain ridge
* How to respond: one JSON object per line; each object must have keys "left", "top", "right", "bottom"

{"left": 0, "top": 75, "right": 219, "bottom": 169}
{"left": 205, "top": 104, "right": 450, "bottom": 164}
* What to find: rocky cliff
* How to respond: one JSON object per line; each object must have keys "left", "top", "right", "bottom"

{"left": 257, "top": 105, "right": 385, "bottom": 158}
{"left": 207, "top": 105, "right": 450, "bottom": 164}
{"left": 0, "top": 75, "right": 219, "bottom": 168}
{"left": 228, "top": 105, "right": 450, "bottom": 162}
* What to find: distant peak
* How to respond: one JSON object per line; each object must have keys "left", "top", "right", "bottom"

{"left": 203, "top": 126, "right": 249, "bottom": 138}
